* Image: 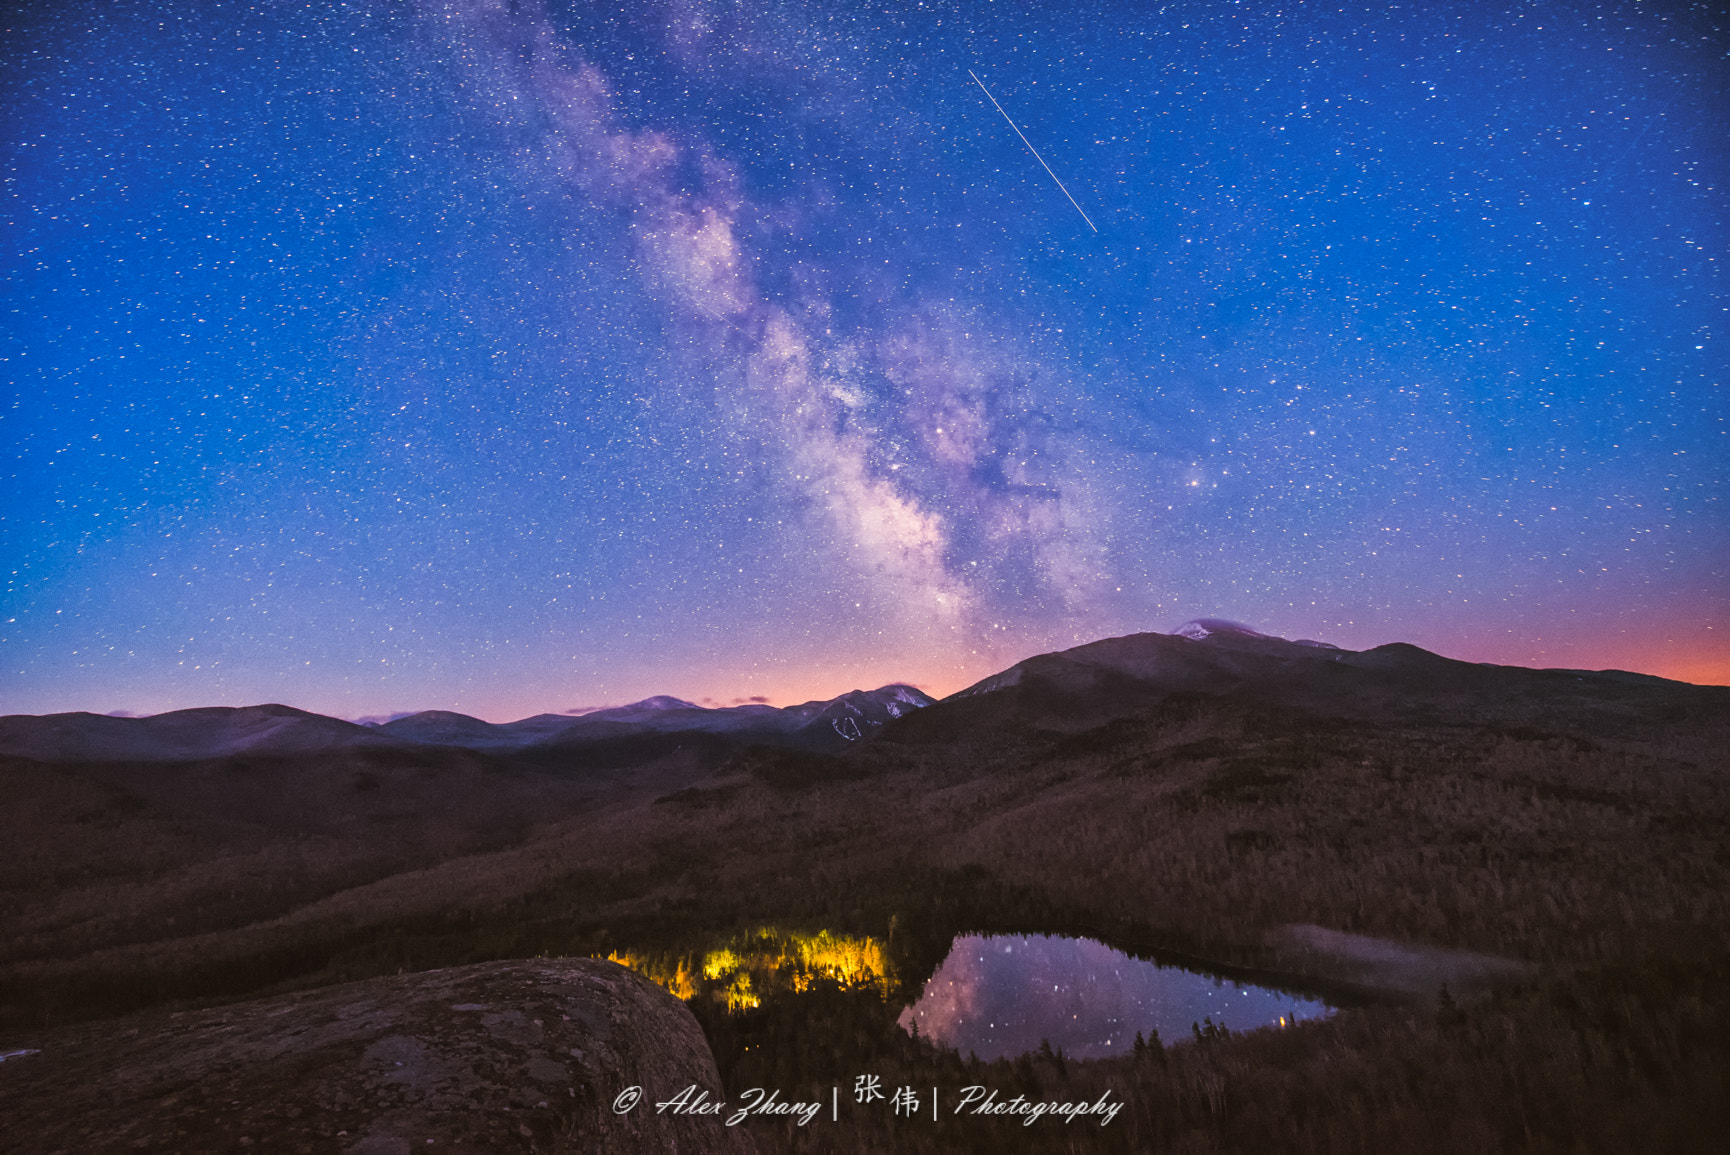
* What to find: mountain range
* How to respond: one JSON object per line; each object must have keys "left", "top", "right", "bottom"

{"left": 0, "top": 683, "right": 937, "bottom": 764}
{"left": 5, "top": 621, "right": 1724, "bottom": 767}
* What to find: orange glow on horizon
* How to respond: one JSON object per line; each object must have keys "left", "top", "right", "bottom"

{"left": 1422, "top": 627, "right": 1730, "bottom": 689}
{"left": 487, "top": 650, "right": 1016, "bottom": 723}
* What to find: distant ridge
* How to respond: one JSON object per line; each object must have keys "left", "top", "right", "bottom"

{"left": 0, "top": 685, "right": 939, "bottom": 763}
{"left": 0, "top": 704, "right": 393, "bottom": 764}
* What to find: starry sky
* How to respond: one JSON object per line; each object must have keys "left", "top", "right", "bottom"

{"left": 4, "top": 0, "right": 1726, "bottom": 720}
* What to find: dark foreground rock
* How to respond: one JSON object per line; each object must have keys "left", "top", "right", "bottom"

{"left": 0, "top": 958, "right": 755, "bottom": 1154}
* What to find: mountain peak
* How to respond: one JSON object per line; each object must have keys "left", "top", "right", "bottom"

{"left": 1174, "top": 618, "right": 1270, "bottom": 641}
{"left": 624, "top": 695, "right": 699, "bottom": 712}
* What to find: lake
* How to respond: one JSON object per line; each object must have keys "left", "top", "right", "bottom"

{"left": 898, "top": 933, "right": 1334, "bottom": 1060}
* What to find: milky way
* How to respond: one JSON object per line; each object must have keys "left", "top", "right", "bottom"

{"left": 4, "top": 0, "right": 1725, "bottom": 718}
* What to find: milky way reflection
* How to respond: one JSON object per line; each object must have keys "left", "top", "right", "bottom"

{"left": 899, "top": 934, "right": 1332, "bottom": 1061}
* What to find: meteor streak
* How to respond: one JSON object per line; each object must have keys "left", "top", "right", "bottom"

{"left": 969, "top": 69, "right": 1098, "bottom": 233}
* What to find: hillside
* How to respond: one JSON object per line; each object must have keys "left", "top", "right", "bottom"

{"left": 2, "top": 628, "right": 1727, "bottom": 1151}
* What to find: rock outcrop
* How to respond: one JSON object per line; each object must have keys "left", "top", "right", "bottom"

{"left": 0, "top": 958, "right": 754, "bottom": 1154}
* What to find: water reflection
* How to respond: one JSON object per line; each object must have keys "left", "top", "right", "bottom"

{"left": 899, "top": 934, "right": 1332, "bottom": 1060}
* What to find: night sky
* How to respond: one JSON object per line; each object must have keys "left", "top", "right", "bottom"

{"left": 5, "top": 0, "right": 1726, "bottom": 721}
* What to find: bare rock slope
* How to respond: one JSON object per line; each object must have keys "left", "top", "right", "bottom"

{"left": 0, "top": 958, "right": 753, "bottom": 1155}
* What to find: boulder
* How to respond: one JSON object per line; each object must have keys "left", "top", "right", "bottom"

{"left": 0, "top": 958, "right": 754, "bottom": 1154}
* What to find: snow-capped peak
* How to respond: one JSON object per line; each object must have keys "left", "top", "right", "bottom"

{"left": 1175, "top": 618, "right": 1269, "bottom": 641}
{"left": 625, "top": 695, "right": 699, "bottom": 711}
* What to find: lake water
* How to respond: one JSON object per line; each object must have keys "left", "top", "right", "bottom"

{"left": 898, "top": 933, "right": 1334, "bottom": 1060}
